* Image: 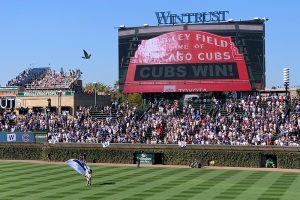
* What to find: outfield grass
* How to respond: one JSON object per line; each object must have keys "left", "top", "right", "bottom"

{"left": 0, "top": 162, "right": 299, "bottom": 200}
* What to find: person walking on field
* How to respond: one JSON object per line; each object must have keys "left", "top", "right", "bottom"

{"left": 85, "top": 169, "right": 92, "bottom": 186}
{"left": 47, "top": 153, "right": 51, "bottom": 162}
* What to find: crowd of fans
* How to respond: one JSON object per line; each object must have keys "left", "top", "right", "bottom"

{"left": 6, "top": 67, "right": 81, "bottom": 90}
{"left": 7, "top": 69, "right": 30, "bottom": 86}
{"left": 25, "top": 68, "right": 81, "bottom": 89}
{"left": 7, "top": 68, "right": 49, "bottom": 87}
{"left": 1, "top": 94, "right": 300, "bottom": 146}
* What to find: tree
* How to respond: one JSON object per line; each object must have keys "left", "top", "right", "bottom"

{"left": 296, "top": 89, "right": 300, "bottom": 96}
{"left": 127, "top": 93, "right": 143, "bottom": 108}
{"left": 84, "top": 82, "right": 111, "bottom": 93}
{"left": 112, "top": 80, "right": 125, "bottom": 103}
{"left": 83, "top": 81, "right": 142, "bottom": 108}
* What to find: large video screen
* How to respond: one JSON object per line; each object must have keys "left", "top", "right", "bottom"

{"left": 118, "top": 21, "right": 265, "bottom": 93}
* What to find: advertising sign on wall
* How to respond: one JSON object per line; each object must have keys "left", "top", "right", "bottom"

{"left": 0, "top": 97, "right": 16, "bottom": 109}
{"left": 0, "top": 133, "right": 35, "bottom": 143}
{"left": 136, "top": 153, "right": 155, "bottom": 164}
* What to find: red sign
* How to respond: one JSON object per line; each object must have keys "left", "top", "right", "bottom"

{"left": 123, "top": 30, "right": 251, "bottom": 93}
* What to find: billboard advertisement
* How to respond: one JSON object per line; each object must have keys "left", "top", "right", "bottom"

{"left": 0, "top": 97, "right": 16, "bottom": 109}
{"left": 123, "top": 30, "right": 251, "bottom": 93}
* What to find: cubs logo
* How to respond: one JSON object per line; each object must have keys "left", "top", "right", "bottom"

{"left": 22, "top": 133, "right": 30, "bottom": 142}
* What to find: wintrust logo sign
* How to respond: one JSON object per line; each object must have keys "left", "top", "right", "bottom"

{"left": 155, "top": 11, "right": 229, "bottom": 25}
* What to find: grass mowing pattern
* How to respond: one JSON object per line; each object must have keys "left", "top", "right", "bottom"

{"left": 0, "top": 162, "right": 299, "bottom": 200}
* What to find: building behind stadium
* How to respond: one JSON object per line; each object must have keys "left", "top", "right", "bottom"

{"left": 0, "top": 68, "right": 110, "bottom": 115}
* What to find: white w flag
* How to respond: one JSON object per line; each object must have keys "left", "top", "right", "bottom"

{"left": 102, "top": 141, "right": 110, "bottom": 148}
{"left": 7, "top": 134, "right": 16, "bottom": 142}
{"left": 66, "top": 159, "right": 90, "bottom": 175}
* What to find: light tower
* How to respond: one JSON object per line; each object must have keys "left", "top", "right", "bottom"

{"left": 93, "top": 82, "right": 97, "bottom": 107}
{"left": 283, "top": 68, "right": 289, "bottom": 96}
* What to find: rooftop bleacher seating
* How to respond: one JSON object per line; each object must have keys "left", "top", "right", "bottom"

{"left": 7, "top": 67, "right": 49, "bottom": 87}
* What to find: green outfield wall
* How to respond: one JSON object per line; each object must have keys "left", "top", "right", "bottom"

{"left": 1, "top": 143, "right": 300, "bottom": 168}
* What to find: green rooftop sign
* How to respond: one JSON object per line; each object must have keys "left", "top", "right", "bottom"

{"left": 18, "top": 90, "right": 73, "bottom": 96}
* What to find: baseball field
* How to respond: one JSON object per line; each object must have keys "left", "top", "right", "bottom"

{"left": 0, "top": 161, "right": 299, "bottom": 200}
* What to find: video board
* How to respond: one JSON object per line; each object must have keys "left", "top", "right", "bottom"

{"left": 118, "top": 20, "right": 265, "bottom": 93}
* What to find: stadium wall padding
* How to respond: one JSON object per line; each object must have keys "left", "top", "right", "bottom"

{"left": 1, "top": 143, "right": 300, "bottom": 168}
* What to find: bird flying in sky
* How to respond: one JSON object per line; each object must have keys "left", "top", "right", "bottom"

{"left": 82, "top": 49, "right": 91, "bottom": 59}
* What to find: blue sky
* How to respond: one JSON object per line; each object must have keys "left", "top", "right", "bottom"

{"left": 0, "top": 0, "right": 299, "bottom": 88}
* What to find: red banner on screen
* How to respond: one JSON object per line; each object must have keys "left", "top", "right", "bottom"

{"left": 123, "top": 30, "right": 251, "bottom": 93}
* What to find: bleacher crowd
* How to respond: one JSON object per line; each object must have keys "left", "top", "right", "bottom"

{"left": 7, "top": 67, "right": 81, "bottom": 90}
{"left": 7, "top": 68, "right": 48, "bottom": 87}
{"left": 1, "top": 94, "right": 300, "bottom": 146}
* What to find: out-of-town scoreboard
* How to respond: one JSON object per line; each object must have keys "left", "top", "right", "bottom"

{"left": 118, "top": 11, "right": 266, "bottom": 93}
